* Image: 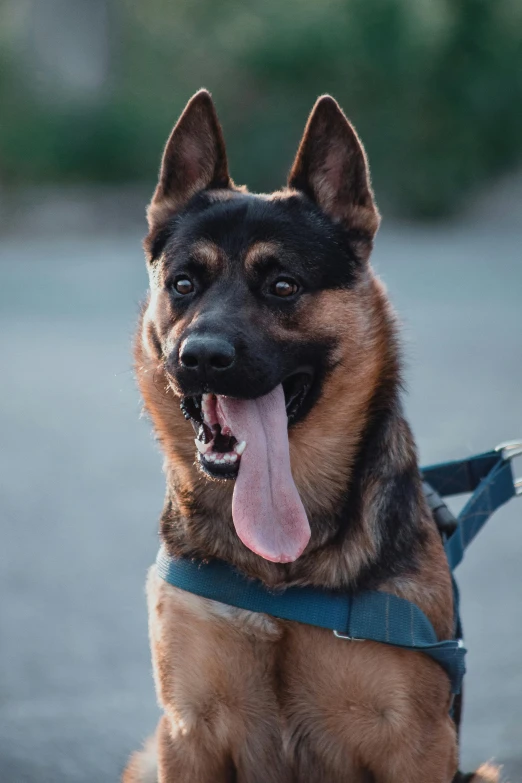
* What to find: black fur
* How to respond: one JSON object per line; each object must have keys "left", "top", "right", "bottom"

{"left": 145, "top": 191, "right": 362, "bottom": 288}
{"left": 343, "top": 399, "right": 427, "bottom": 591}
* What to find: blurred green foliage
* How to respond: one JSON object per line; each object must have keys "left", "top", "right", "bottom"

{"left": 1, "top": 0, "right": 521, "bottom": 217}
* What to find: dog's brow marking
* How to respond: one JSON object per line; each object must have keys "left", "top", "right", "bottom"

{"left": 191, "top": 240, "right": 222, "bottom": 267}
{"left": 244, "top": 240, "right": 282, "bottom": 270}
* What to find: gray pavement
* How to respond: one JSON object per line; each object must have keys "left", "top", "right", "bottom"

{"left": 1, "top": 208, "right": 521, "bottom": 780}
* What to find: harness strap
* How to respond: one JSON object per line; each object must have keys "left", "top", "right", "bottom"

{"left": 421, "top": 451, "right": 501, "bottom": 496}
{"left": 156, "top": 446, "right": 519, "bottom": 697}
{"left": 156, "top": 548, "right": 466, "bottom": 693}
{"left": 421, "top": 450, "right": 515, "bottom": 570}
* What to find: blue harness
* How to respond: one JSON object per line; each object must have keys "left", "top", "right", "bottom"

{"left": 156, "top": 442, "right": 521, "bottom": 695}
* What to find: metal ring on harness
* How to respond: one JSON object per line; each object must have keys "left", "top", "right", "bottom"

{"left": 495, "top": 440, "right": 522, "bottom": 495}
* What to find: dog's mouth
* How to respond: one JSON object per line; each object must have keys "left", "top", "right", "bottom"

{"left": 180, "top": 393, "right": 244, "bottom": 480}
{"left": 180, "top": 370, "right": 313, "bottom": 480}
{"left": 179, "top": 371, "right": 313, "bottom": 563}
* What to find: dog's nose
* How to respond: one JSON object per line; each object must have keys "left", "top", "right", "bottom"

{"left": 179, "top": 335, "right": 236, "bottom": 372}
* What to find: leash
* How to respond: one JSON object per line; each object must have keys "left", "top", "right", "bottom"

{"left": 156, "top": 442, "right": 521, "bottom": 695}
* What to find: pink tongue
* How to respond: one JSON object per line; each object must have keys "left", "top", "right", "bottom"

{"left": 215, "top": 385, "right": 310, "bottom": 563}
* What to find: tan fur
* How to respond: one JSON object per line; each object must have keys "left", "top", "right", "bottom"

{"left": 243, "top": 240, "right": 282, "bottom": 271}
{"left": 122, "top": 737, "right": 158, "bottom": 783}
{"left": 190, "top": 239, "right": 223, "bottom": 268}
{"left": 135, "top": 566, "right": 457, "bottom": 782}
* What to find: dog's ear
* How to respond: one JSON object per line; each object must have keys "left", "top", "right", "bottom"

{"left": 288, "top": 96, "right": 380, "bottom": 256}
{"left": 147, "top": 90, "right": 231, "bottom": 228}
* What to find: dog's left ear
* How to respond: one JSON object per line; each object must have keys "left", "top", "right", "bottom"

{"left": 288, "top": 96, "right": 380, "bottom": 257}
{"left": 147, "top": 89, "right": 231, "bottom": 228}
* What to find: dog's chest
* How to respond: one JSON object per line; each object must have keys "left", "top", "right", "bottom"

{"left": 148, "top": 564, "right": 282, "bottom": 639}
{"left": 146, "top": 564, "right": 437, "bottom": 733}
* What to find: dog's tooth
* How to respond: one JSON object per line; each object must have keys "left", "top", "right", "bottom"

{"left": 235, "top": 441, "right": 246, "bottom": 455}
{"left": 194, "top": 439, "right": 210, "bottom": 454}
{"left": 223, "top": 453, "right": 235, "bottom": 462}
{"left": 205, "top": 452, "right": 216, "bottom": 462}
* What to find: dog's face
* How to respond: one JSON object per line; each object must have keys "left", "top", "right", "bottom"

{"left": 147, "top": 192, "right": 363, "bottom": 465}
{"left": 141, "top": 91, "right": 381, "bottom": 564}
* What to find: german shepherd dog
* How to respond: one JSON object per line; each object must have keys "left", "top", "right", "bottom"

{"left": 124, "top": 91, "right": 499, "bottom": 782}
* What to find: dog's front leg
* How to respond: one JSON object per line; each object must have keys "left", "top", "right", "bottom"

{"left": 156, "top": 712, "right": 291, "bottom": 783}
{"left": 148, "top": 571, "right": 291, "bottom": 783}
{"left": 156, "top": 714, "right": 235, "bottom": 783}
{"left": 368, "top": 715, "right": 458, "bottom": 783}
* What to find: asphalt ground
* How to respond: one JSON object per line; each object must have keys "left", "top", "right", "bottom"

{"left": 1, "top": 208, "right": 521, "bottom": 781}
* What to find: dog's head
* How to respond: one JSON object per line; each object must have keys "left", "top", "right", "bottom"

{"left": 140, "top": 90, "right": 389, "bottom": 564}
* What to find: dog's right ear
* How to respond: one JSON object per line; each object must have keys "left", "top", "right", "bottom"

{"left": 288, "top": 96, "right": 380, "bottom": 258}
{"left": 147, "top": 90, "right": 231, "bottom": 228}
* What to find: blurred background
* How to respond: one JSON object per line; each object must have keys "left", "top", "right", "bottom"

{"left": 0, "top": 1, "right": 521, "bottom": 781}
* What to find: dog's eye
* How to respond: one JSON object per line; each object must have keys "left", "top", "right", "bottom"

{"left": 173, "top": 277, "right": 194, "bottom": 296}
{"left": 271, "top": 278, "right": 299, "bottom": 298}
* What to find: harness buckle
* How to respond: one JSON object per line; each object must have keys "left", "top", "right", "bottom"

{"left": 423, "top": 481, "right": 458, "bottom": 536}
{"left": 333, "top": 630, "right": 364, "bottom": 641}
{"left": 496, "top": 440, "right": 522, "bottom": 496}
